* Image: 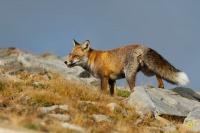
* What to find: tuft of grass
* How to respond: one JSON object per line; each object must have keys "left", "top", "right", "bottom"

{"left": 117, "top": 89, "right": 131, "bottom": 97}
{"left": 0, "top": 82, "right": 6, "bottom": 92}
{"left": 107, "top": 89, "right": 131, "bottom": 98}
{"left": 24, "top": 123, "right": 40, "bottom": 131}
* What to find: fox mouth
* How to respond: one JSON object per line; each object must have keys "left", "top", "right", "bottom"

{"left": 67, "top": 63, "right": 77, "bottom": 68}
{"left": 64, "top": 60, "right": 81, "bottom": 68}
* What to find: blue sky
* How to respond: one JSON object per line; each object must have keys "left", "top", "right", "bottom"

{"left": 0, "top": 0, "right": 199, "bottom": 90}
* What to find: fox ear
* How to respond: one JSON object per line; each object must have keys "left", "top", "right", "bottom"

{"left": 81, "top": 40, "right": 90, "bottom": 51}
{"left": 73, "top": 39, "right": 80, "bottom": 47}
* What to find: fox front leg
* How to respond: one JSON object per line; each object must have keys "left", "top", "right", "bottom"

{"left": 109, "top": 80, "right": 117, "bottom": 97}
{"left": 100, "top": 76, "right": 109, "bottom": 94}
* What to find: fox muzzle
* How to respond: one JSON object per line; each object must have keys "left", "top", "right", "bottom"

{"left": 64, "top": 61, "right": 68, "bottom": 65}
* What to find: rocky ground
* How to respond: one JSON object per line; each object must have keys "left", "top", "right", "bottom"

{"left": 0, "top": 47, "right": 200, "bottom": 133}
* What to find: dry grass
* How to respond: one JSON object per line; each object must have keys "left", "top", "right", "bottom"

{"left": 0, "top": 70, "right": 194, "bottom": 132}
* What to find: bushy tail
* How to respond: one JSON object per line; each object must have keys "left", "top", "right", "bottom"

{"left": 142, "top": 49, "right": 189, "bottom": 85}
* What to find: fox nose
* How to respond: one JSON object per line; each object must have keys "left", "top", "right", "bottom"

{"left": 64, "top": 61, "right": 68, "bottom": 65}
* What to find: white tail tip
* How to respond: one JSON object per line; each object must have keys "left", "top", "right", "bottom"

{"left": 176, "top": 72, "right": 189, "bottom": 85}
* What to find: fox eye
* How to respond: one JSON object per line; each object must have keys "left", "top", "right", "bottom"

{"left": 73, "top": 55, "right": 79, "bottom": 58}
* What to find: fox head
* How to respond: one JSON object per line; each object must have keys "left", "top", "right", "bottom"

{"left": 64, "top": 39, "right": 90, "bottom": 68}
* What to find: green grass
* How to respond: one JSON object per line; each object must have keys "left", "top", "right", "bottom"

{"left": 24, "top": 123, "right": 40, "bottom": 131}
{"left": 107, "top": 89, "right": 131, "bottom": 97}
{"left": 117, "top": 89, "right": 131, "bottom": 97}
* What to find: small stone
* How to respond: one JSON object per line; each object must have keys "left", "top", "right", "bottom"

{"left": 18, "top": 94, "right": 29, "bottom": 104}
{"left": 121, "top": 109, "right": 128, "bottom": 118}
{"left": 155, "top": 115, "right": 172, "bottom": 126}
{"left": 59, "top": 122, "right": 86, "bottom": 133}
{"left": 48, "top": 114, "right": 71, "bottom": 121}
{"left": 135, "top": 119, "right": 143, "bottom": 125}
{"left": 93, "top": 114, "right": 111, "bottom": 122}
{"left": 58, "top": 105, "right": 69, "bottom": 111}
{"left": 42, "top": 74, "right": 50, "bottom": 80}
{"left": 0, "top": 74, "right": 5, "bottom": 81}
{"left": 38, "top": 105, "right": 59, "bottom": 113}
{"left": 33, "top": 82, "right": 43, "bottom": 86}
{"left": 85, "top": 100, "right": 96, "bottom": 105}
{"left": 106, "top": 103, "right": 122, "bottom": 113}
{"left": 155, "top": 115, "right": 177, "bottom": 132}
{"left": 38, "top": 105, "right": 69, "bottom": 113}
{"left": 5, "top": 72, "right": 23, "bottom": 82}
{"left": 164, "top": 125, "right": 177, "bottom": 132}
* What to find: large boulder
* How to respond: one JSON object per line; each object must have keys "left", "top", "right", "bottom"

{"left": 0, "top": 48, "right": 100, "bottom": 89}
{"left": 126, "top": 86, "right": 200, "bottom": 131}
{"left": 17, "top": 53, "right": 85, "bottom": 79}
{"left": 125, "top": 86, "right": 200, "bottom": 117}
{"left": 16, "top": 53, "right": 100, "bottom": 87}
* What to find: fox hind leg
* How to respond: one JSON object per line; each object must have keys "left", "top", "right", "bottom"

{"left": 156, "top": 75, "right": 164, "bottom": 88}
{"left": 125, "top": 69, "right": 138, "bottom": 92}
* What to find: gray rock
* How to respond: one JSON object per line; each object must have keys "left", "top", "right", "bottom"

{"left": 0, "top": 127, "right": 28, "bottom": 133}
{"left": 38, "top": 105, "right": 59, "bottom": 113}
{"left": 126, "top": 86, "right": 200, "bottom": 117}
{"left": 172, "top": 87, "right": 200, "bottom": 102}
{"left": 0, "top": 52, "right": 20, "bottom": 68}
{"left": 145, "top": 126, "right": 164, "bottom": 132}
{"left": 85, "top": 101, "right": 96, "bottom": 105}
{"left": 48, "top": 114, "right": 71, "bottom": 121}
{"left": 18, "top": 94, "right": 29, "bottom": 104}
{"left": 0, "top": 48, "right": 9, "bottom": 57}
{"left": 17, "top": 53, "right": 86, "bottom": 78}
{"left": 7, "top": 68, "right": 25, "bottom": 75}
{"left": 78, "top": 70, "right": 91, "bottom": 78}
{"left": 81, "top": 77, "right": 100, "bottom": 88}
{"left": 58, "top": 105, "right": 69, "bottom": 111}
{"left": 38, "top": 105, "right": 69, "bottom": 113}
{"left": 121, "top": 109, "right": 128, "bottom": 118}
{"left": 93, "top": 114, "right": 111, "bottom": 122}
{"left": 106, "top": 102, "right": 128, "bottom": 118}
{"left": 155, "top": 115, "right": 177, "bottom": 132}
{"left": 33, "top": 81, "right": 43, "bottom": 86}
{"left": 5, "top": 72, "right": 23, "bottom": 82}
{"left": 17, "top": 53, "right": 100, "bottom": 89}
{"left": 145, "top": 125, "right": 176, "bottom": 133}
{"left": 0, "top": 71, "right": 5, "bottom": 81}
{"left": 1, "top": 49, "right": 100, "bottom": 90}
{"left": 163, "top": 125, "right": 177, "bottom": 132}
{"left": 184, "top": 106, "right": 200, "bottom": 132}
{"left": 59, "top": 122, "right": 86, "bottom": 133}
{"left": 106, "top": 103, "right": 122, "bottom": 113}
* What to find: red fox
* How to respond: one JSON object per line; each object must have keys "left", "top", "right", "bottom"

{"left": 64, "top": 40, "right": 189, "bottom": 96}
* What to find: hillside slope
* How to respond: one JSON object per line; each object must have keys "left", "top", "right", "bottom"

{"left": 0, "top": 47, "right": 197, "bottom": 132}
